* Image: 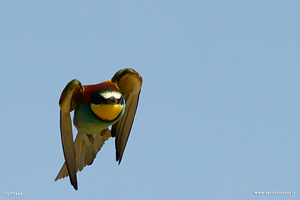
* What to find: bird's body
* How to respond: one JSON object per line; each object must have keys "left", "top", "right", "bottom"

{"left": 73, "top": 82, "right": 125, "bottom": 135}
{"left": 55, "top": 69, "right": 142, "bottom": 190}
{"left": 74, "top": 104, "right": 112, "bottom": 134}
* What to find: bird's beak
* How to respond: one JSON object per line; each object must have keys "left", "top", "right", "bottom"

{"left": 106, "top": 97, "right": 118, "bottom": 104}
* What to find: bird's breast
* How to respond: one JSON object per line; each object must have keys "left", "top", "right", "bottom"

{"left": 73, "top": 104, "right": 115, "bottom": 135}
{"left": 91, "top": 104, "right": 124, "bottom": 121}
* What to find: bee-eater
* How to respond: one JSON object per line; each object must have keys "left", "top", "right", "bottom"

{"left": 55, "top": 68, "right": 142, "bottom": 190}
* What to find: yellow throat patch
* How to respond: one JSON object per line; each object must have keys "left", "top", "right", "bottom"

{"left": 91, "top": 103, "right": 123, "bottom": 121}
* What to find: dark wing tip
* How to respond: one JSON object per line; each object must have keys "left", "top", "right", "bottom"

{"left": 60, "top": 111, "right": 78, "bottom": 190}
{"left": 72, "top": 182, "right": 78, "bottom": 190}
{"left": 116, "top": 149, "right": 122, "bottom": 164}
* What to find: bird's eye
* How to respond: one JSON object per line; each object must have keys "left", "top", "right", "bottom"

{"left": 118, "top": 97, "right": 123, "bottom": 104}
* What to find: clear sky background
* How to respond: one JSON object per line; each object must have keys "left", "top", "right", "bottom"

{"left": 0, "top": 1, "right": 299, "bottom": 200}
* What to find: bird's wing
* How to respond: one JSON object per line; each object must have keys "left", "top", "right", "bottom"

{"left": 55, "top": 129, "right": 111, "bottom": 181}
{"left": 111, "top": 68, "right": 142, "bottom": 164}
{"left": 58, "top": 79, "right": 84, "bottom": 190}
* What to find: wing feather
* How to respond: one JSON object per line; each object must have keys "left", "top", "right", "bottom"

{"left": 55, "top": 129, "right": 111, "bottom": 181}
{"left": 111, "top": 69, "right": 142, "bottom": 164}
{"left": 57, "top": 79, "right": 84, "bottom": 190}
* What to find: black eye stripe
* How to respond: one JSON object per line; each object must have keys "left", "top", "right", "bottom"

{"left": 91, "top": 92, "right": 124, "bottom": 105}
{"left": 91, "top": 94, "right": 105, "bottom": 104}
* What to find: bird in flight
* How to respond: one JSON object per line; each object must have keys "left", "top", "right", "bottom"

{"left": 55, "top": 68, "right": 142, "bottom": 190}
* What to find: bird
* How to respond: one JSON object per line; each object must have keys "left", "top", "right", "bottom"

{"left": 55, "top": 68, "right": 142, "bottom": 190}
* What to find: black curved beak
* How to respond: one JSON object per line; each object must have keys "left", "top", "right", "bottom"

{"left": 106, "top": 96, "right": 118, "bottom": 104}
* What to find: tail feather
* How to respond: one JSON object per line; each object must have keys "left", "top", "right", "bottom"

{"left": 55, "top": 129, "right": 111, "bottom": 181}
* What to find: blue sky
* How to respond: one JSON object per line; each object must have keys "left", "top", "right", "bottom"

{"left": 0, "top": 1, "right": 299, "bottom": 200}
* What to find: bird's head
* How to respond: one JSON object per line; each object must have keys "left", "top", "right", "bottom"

{"left": 90, "top": 81, "right": 125, "bottom": 122}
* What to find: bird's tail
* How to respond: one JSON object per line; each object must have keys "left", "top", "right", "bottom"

{"left": 55, "top": 129, "right": 111, "bottom": 181}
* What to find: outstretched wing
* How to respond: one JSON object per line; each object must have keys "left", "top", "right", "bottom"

{"left": 58, "top": 79, "right": 84, "bottom": 190}
{"left": 111, "top": 68, "right": 142, "bottom": 164}
{"left": 55, "top": 129, "right": 111, "bottom": 181}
